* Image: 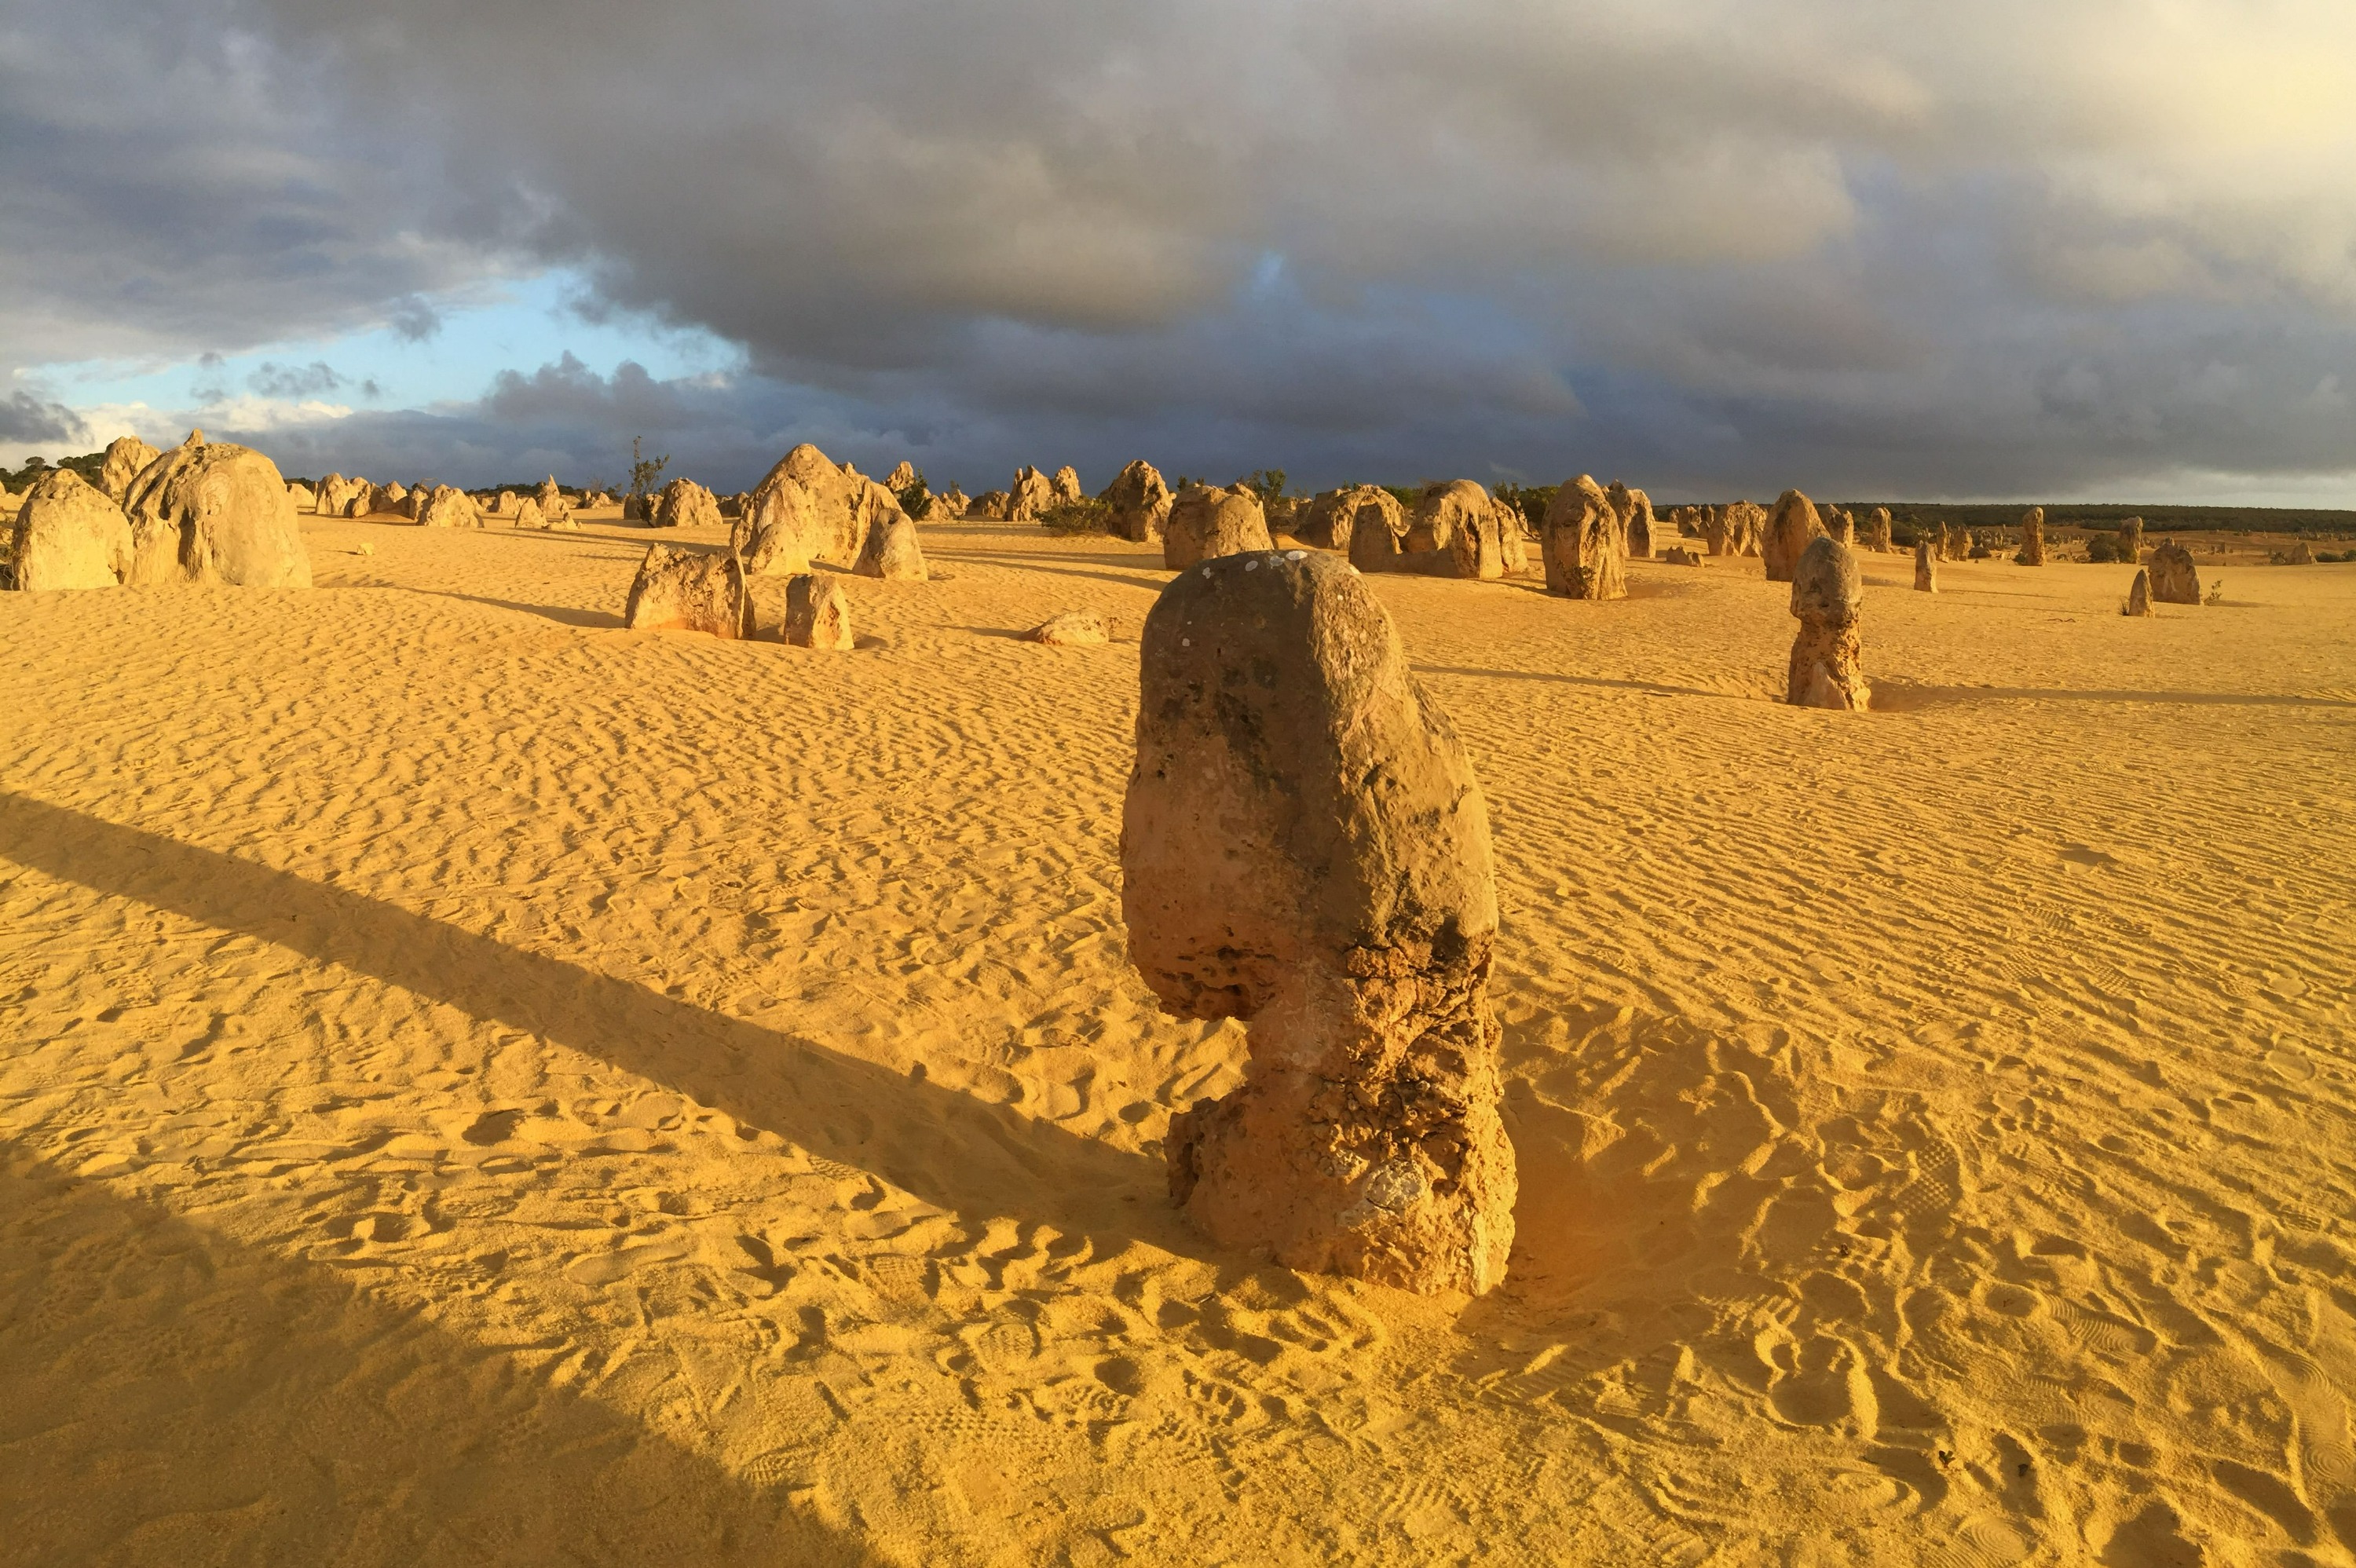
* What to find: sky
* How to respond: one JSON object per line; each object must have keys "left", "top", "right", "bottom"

{"left": 6, "top": 0, "right": 2356, "bottom": 503}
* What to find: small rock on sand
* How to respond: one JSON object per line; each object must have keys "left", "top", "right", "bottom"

{"left": 1025, "top": 610, "right": 1109, "bottom": 645}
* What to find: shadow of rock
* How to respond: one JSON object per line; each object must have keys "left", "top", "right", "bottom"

{"left": 0, "top": 791, "right": 1176, "bottom": 1263}
{"left": 404, "top": 588, "right": 625, "bottom": 630}
{"left": 0, "top": 1145, "right": 876, "bottom": 1566}
{"left": 1867, "top": 682, "right": 2354, "bottom": 713}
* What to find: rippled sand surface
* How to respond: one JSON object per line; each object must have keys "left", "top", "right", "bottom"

{"left": 2, "top": 510, "right": 2351, "bottom": 1565}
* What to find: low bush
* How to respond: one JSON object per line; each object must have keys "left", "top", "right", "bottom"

{"left": 1039, "top": 498, "right": 1114, "bottom": 534}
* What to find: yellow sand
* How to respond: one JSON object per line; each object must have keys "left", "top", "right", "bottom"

{"left": 1, "top": 509, "right": 2351, "bottom": 1566}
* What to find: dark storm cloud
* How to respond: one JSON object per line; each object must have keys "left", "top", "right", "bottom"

{"left": 14, "top": 0, "right": 2356, "bottom": 496}
{"left": 0, "top": 391, "right": 88, "bottom": 445}
{"left": 0, "top": 0, "right": 516, "bottom": 367}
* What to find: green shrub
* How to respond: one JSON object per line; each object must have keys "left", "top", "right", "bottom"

{"left": 894, "top": 469, "right": 931, "bottom": 518}
{"left": 1039, "top": 498, "right": 1114, "bottom": 534}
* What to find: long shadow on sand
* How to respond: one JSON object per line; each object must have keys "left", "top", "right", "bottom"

{"left": 0, "top": 1148, "right": 877, "bottom": 1566}
{"left": 403, "top": 587, "right": 626, "bottom": 630}
{"left": 1415, "top": 663, "right": 1757, "bottom": 704}
{"left": 938, "top": 550, "right": 1171, "bottom": 593}
{"left": 0, "top": 791, "right": 1178, "bottom": 1261}
{"left": 1868, "top": 682, "right": 2356, "bottom": 711}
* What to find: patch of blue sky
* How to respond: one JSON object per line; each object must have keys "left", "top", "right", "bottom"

{"left": 37, "top": 268, "right": 742, "bottom": 416}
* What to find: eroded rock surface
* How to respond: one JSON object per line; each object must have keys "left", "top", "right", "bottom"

{"left": 1762, "top": 490, "right": 1826, "bottom": 583}
{"left": 1538, "top": 475, "right": 1624, "bottom": 599}
{"left": 11, "top": 470, "right": 134, "bottom": 590}
{"left": 655, "top": 478, "right": 724, "bottom": 531}
{"left": 2125, "top": 568, "right": 2154, "bottom": 616}
{"left": 1025, "top": 610, "right": 1108, "bottom": 645}
{"left": 101, "top": 437, "right": 163, "bottom": 503}
{"left": 1611, "top": 482, "right": 1655, "bottom": 561}
{"left": 1122, "top": 550, "right": 1514, "bottom": 1296}
{"left": 1100, "top": 460, "right": 1174, "bottom": 543}
{"left": 624, "top": 545, "right": 752, "bottom": 636}
{"left": 2149, "top": 542, "right": 2201, "bottom": 605}
{"left": 1788, "top": 536, "right": 1869, "bottom": 711}
{"left": 1163, "top": 484, "right": 1273, "bottom": 570}
{"left": 1914, "top": 538, "right": 1937, "bottom": 593}
{"left": 1008, "top": 466, "right": 1057, "bottom": 523}
{"left": 854, "top": 512, "right": 927, "bottom": 581}
{"left": 121, "top": 433, "right": 312, "bottom": 588}
{"left": 785, "top": 573, "right": 855, "bottom": 649}
{"left": 416, "top": 485, "right": 481, "bottom": 530}
{"left": 2016, "top": 507, "right": 2047, "bottom": 566}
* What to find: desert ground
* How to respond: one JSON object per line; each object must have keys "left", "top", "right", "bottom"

{"left": 2, "top": 504, "right": 2352, "bottom": 1566}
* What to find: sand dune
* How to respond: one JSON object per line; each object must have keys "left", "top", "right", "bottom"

{"left": 2, "top": 508, "right": 2351, "bottom": 1563}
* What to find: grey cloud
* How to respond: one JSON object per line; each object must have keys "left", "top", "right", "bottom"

{"left": 22, "top": 0, "right": 2356, "bottom": 498}
{"left": 0, "top": 391, "right": 89, "bottom": 444}
{"left": 248, "top": 360, "right": 346, "bottom": 398}
{"left": 387, "top": 297, "right": 443, "bottom": 342}
{"left": 0, "top": 0, "right": 516, "bottom": 369}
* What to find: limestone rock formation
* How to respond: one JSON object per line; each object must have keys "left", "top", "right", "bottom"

{"left": 1406, "top": 481, "right": 1526, "bottom": 580}
{"left": 1538, "top": 475, "right": 1624, "bottom": 600}
{"left": 624, "top": 544, "right": 752, "bottom": 637}
{"left": 1025, "top": 610, "right": 1108, "bottom": 645}
{"left": 1399, "top": 481, "right": 1504, "bottom": 579}
{"left": 624, "top": 492, "right": 651, "bottom": 523}
{"left": 1342, "top": 487, "right": 1410, "bottom": 573}
{"left": 742, "top": 444, "right": 867, "bottom": 575}
{"left": 100, "top": 436, "right": 163, "bottom": 503}
{"left": 1700, "top": 506, "right": 1733, "bottom": 556}
{"left": 536, "top": 477, "right": 564, "bottom": 514}
{"left": 1099, "top": 460, "right": 1175, "bottom": 544}
{"left": 2149, "top": 542, "right": 2201, "bottom": 604}
{"left": 495, "top": 489, "right": 518, "bottom": 516}
{"left": 1707, "top": 499, "right": 1766, "bottom": 557}
{"left": 1762, "top": 490, "right": 1827, "bottom": 583}
{"left": 928, "top": 484, "right": 971, "bottom": 521}
{"left": 2124, "top": 568, "right": 2154, "bottom": 616}
{"left": 1051, "top": 466, "right": 1084, "bottom": 505}
{"left": 886, "top": 461, "right": 918, "bottom": 492}
{"left": 785, "top": 573, "right": 855, "bottom": 649}
{"left": 1736, "top": 500, "right": 1768, "bottom": 556}
{"left": 654, "top": 477, "right": 723, "bottom": 531}
{"left": 1609, "top": 483, "right": 1655, "bottom": 561}
{"left": 1788, "top": 536, "right": 1869, "bottom": 711}
{"left": 1660, "top": 546, "right": 1702, "bottom": 565}
{"left": 2118, "top": 516, "right": 2144, "bottom": 561}
{"left": 120, "top": 433, "right": 312, "bottom": 588}
{"left": 1864, "top": 506, "right": 1893, "bottom": 552}
{"left": 2016, "top": 507, "right": 2046, "bottom": 566}
{"left": 854, "top": 511, "right": 927, "bottom": 580}
{"left": 1163, "top": 484, "right": 1273, "bottom": 570}
{"left": 343, "top": 495, "right": 369, "bottom": 519}
{"left": 1914, "top": 538, "right": 1937, "bottom": 592}
{"left": 416, "top": 484, "right": 481, "bottom": 529}
{"left": 971, "top": 489, "right": 1012, "bottom": 521}
{"left": 1827, "top": 508, "right": 1856, "bottom": 546}
{"left": 514, "top": 497, "right": 547, "bottom": 531}
{"left": 10, "top": 470, "right": 134, "bottom": 590}
{"left": 1008, "top": 466, "right": 1057, "bottom": 523}
{"left": 314, "top": 473, "right": 357, "bottom": 516}
{"left": 1121, "top": 549, "right": 1515, "bottom": 1296}
{"left": 2288, "top": 540, "right": 2318, "bottom": 565}
{"left": 380, "top": 481, "right": 410, "bottom": 512}
{"left": 1293, "top": 488, "right": 1351, "bottom": 550}
{"left": 287, "top": 483, "right": 316, "bottom": 510}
